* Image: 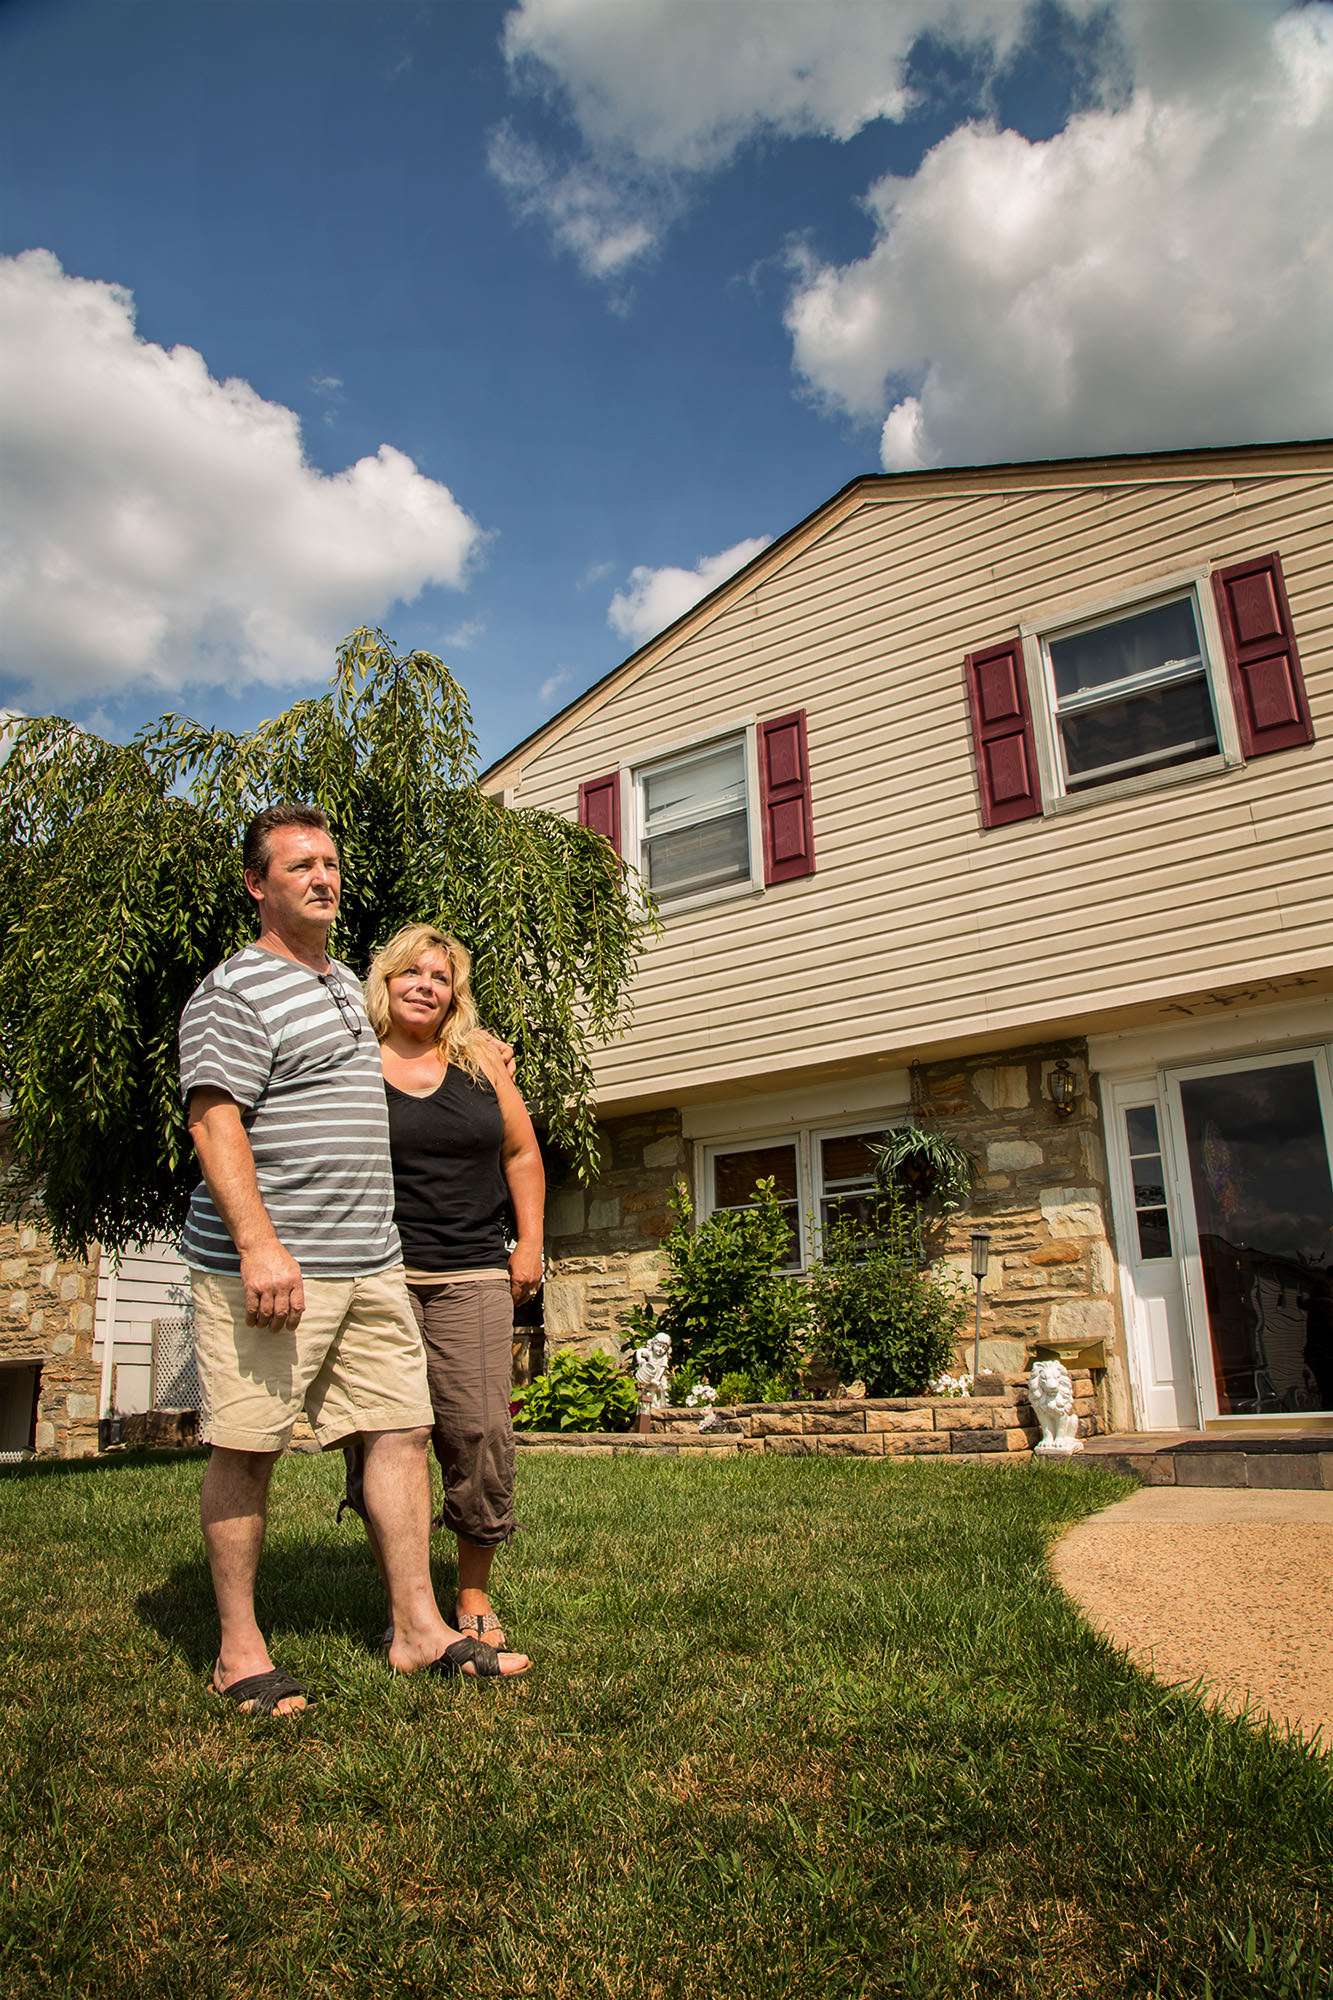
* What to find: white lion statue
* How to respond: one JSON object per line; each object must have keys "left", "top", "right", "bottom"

{"left": 1027, "top": 1359, "right": 1083, "bottom": 1455}
{"left": 633, "top": 1329, "right": 673, "bottom": 1411}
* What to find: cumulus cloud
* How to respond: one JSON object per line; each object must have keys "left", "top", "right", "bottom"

{"left": 786, "top": 3, "right": 1333, "bottom": 467}
{"left": 493, "top": 0, "right": 1039, "bottom": 278}
{"left": 0, "top": 251, "right": 485, "bottom": 701}
{"left": 607, "top": 536, "right": 772, "bottom": 647}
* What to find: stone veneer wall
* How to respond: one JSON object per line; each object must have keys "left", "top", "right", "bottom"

{"left": 912, "top": 1040, "right": 1132, "bottom": 1432}
{"left": 0, "top": 1216, "right": 101, "bottom": 1457}
{"left": 542, "top": 1108, "right": 685, "bottom": 1359}
{"left": 541, "top": 1039, "right": 1131, "bottom": 1429}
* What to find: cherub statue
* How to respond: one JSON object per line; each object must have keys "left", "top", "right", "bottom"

{"left": 633, "top": 1329, "right": 673, "bottom": 1411}
{"left": 1028, "top": 1358, "right": 1082, "bottom": 1455}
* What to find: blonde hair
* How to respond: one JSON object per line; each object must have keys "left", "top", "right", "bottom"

{"left": 365, "top": 924, "right": 486, "bottom": 1080}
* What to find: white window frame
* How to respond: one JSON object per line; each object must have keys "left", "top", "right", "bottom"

{"left": 1020, "top": 567, "right": 1243, "bottom": 815}
{"left": 697, "top": 1116, "right": 901, "bottom": 1272}
{"left": 623, "top": 722, "right": 765, "bottom": 917}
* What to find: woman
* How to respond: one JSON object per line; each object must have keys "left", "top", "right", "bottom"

{"left": 346, "top": 922, "right": 545, "bottom": 1656}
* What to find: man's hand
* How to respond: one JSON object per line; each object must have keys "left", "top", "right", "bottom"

{"left": 240, "top": 1241, "right": 306, "bottom": 1328}
{"left": 475, "top": 1029, "right": 517, "bottom": 1080}
{"left": 508, "top": 1240, "right": 543, "bottom": 1309}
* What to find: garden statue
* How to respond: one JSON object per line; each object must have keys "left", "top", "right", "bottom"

{"left": 633, "top": 1330, "right": 673, "bottom": 1411}
{"left": 1027, "top": 1358, "right": 1082, "bottom": 1455}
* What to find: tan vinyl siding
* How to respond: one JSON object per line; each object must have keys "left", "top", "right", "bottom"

{"left": 507, "top": 451, "right": 1333, "bottom": 1106}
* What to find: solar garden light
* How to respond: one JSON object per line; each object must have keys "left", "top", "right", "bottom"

{"left": 970, "top": 1228, "right": 991, "bottom": 1381}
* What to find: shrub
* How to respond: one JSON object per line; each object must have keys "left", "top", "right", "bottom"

{"left": 808, "top": 1184, "right": 969, "bottom": 1398}
{"left": 512, "top": 1349, "right": 637, "bottom": 1433}
{"left": 620, "top": 1178, "right": 809, "bottom": 1384}
{"left": 714, "top": 1367, "right": 798, "bottom": 1405}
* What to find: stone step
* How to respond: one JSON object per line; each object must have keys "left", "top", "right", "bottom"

{"left": 1086, "top": 1433, "right": 1333, "bottom": 1490}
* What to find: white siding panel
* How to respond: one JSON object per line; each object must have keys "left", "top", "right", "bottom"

{"left": 512, "top": 459, "right": 1333, "bottom": 1100}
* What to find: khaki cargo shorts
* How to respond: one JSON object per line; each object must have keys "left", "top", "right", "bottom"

{"left": 191, "top": 1264, "right": 432, "bottom": 1452}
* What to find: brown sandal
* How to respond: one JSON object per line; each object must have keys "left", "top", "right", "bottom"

{"left": 453, "top": 1608, "right": 508, "bottom": 1649}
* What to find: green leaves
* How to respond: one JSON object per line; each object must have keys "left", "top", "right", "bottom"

{"left": 0, "top": 628, "right": 654, "bottom": 1254}
{"left": 621, "top": 1178, "right": 810, "bottom": 1384}
{"left": 511, "top": 1348, "right": 638, "bottom": 1433}
{"left": 807, "top": 1186, "right": 970, "bottom": 1397}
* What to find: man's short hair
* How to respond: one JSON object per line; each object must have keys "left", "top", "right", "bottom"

{"left": 243, "top": 803, "right": 332, "bottom": 880}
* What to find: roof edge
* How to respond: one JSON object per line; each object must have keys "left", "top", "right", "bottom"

{"left": 480, "top": 435, "right": 1333, "bottom": 786}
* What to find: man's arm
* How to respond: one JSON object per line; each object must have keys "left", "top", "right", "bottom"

{"left": 187, "top": 1087, "right": 305, "bottom": 1328}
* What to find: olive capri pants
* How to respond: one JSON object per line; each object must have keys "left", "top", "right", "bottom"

{"left": 342, "top": 1274, "right": 518, "bottom": 1548}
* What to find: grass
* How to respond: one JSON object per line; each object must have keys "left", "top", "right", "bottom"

{"left": 1, "top": 1450, "right": 1329, "bottom": 2000}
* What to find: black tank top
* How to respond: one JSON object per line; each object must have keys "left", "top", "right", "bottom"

{"left": 385, "top": 1066, "right": 509, "bottom": 1271}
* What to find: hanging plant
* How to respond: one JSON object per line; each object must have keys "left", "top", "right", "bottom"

{"left": 872, "top": 1125, "right": 974, "bottom": 1216}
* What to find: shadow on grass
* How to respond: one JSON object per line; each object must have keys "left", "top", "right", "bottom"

{"left": 0, "top": 1446, "right": 208, "bottom": 1482}
{"left": 136, "top": 1532, "right": 464, "bottom": 1672}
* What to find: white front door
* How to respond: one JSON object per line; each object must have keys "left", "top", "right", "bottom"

{"left": 1106, "top": 1082, "right": 1199, "bottom": 1429}
{"left": 1163, "top": 1048, "right": 1333, "bottom": 1422}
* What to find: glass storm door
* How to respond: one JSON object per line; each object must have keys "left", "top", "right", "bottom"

{"left": 1166, "top": 1051, "right": 1333, "bottom": 1421}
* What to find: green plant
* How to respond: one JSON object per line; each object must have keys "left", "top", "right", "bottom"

{"left": 0, "top": 629, "right": 655, "bottom": 1254}
{"left": 512, "top": 1349, "right": 638, "bottom": 1433}
{"left": 621, "top": 1178, "right": 809, "bottom": 1383}
{"left": 714, "top": 1368, "right": 797, "bottom": 1405}
{"left": 808, "top": 1182, "right": 969, "bottom": 1397}
{"left": 873, "top": 1124, "right": 974, "bottom": 1216}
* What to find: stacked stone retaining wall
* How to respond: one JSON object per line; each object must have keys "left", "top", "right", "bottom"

{"left": 515, "top": 1370, "right": 1099, "bottom": 1457}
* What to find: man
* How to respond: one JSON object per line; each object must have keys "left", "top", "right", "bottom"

{"left": 181, "top": 802, "right": 529, "bottom": 1713}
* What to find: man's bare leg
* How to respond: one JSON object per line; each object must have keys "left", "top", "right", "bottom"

{"left": 201, "top": 1445, "right": 307, "bottom": 1715}
{"left": 360, "top": 1426, "right": 528, "bottom": 1677}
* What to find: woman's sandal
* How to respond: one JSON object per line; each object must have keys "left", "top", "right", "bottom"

{"left": 423, "top": 1634, "right": 529, "bottom": 1680}
{"left": 453, "top": 1607, "right": 508, "bottom": 1650}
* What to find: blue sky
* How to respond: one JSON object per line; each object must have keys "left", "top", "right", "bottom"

{"left": 2, "top": 0, "right": 1329, "bottom": 768}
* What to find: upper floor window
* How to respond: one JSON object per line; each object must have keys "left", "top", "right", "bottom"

{"left": 638, "top": 734, "right": 751, "bottom": 904}
{"left": 965, "top": 552, "right": 1312, "bottom": 830}
{"left": 1042, "top": 591, "right": 1220, "bottom": 794}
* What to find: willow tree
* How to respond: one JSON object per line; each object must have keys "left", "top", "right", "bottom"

{"left": 0, "top": 628, "right": 651, "bottom": 1257}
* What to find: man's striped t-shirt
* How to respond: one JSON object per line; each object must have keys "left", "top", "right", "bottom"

{"left": 178, "top": 944, "right": 401, "bottom": 1277}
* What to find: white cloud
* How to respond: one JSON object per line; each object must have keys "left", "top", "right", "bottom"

{"left": 577, "top": 559, "right": 614, "bottom": 591}
{"left": 539, "top": 667, "right": 575, "bottom": 704}
{"left": 443, "top": 618, "right": 486, "bottom": 650}
{"left": 0, "top": 251, "right": 485, "bottom": 701}
{"left": 493, "top": 0, "right": 1041, "bottom": 279}
{"left": 501, "top": 0, "right": 1031, "bottom": 171}
{"left": 487, "top": 123, "right": 660, "bottom": 281}
{"left": 786, "top": 3, "right": 1333, "bottom": 467}
{"left": 607, "top": 536, "right": 772, "bottom": 647}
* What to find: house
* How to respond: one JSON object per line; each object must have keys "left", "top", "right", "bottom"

{"left": 482, "top": 440, "right": 1333, "bottom": 1437}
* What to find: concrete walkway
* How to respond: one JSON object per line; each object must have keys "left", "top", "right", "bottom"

{"left": 1051, "top": 1486, "right": 1333, "bottom": 1746}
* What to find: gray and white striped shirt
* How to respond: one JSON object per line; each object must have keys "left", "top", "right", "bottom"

{"left": 178, "top": 945, "right": 400, "bottom": 1277}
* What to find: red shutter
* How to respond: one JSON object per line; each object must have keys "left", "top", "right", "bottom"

{"left": 758, "top": 710, "right": 815, "bottom": 885}
{"left": 577, "top": 772, "right": 621, "bottom": 855}
{"left": 963, "top": 637, "right": 1042, "bottom": 828}
{"left": 1212, "top": 552, "right": 1313, "bottom": 760}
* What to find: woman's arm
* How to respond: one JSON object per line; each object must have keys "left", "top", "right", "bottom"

{"left": 478, "top": 1054, "right": 546, "bottom": 1306}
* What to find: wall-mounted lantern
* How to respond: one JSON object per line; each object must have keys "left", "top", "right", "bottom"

{"left": 1048, "top": 1060, "right": 1079, "bottom": 1119}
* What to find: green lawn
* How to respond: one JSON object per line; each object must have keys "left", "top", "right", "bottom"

{"left": 1, "top": 1451, "right": 1329, "bottom": 2000}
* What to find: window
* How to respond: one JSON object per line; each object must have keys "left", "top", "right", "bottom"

{"left": 1124, "top": 1104, "right": 1172, "bottom": 1261}
{"left": 638, "top": 734, "right": 751, "bottom": 903}
{"left": 703, "top": 1122, "right": 893, "bottom": 1271}
{"left": 817, "top": 1129, "right": 888, "bottom": 1237}
{"left": 1042, "top": 590, "right": 1220, "bottom": 794}
{"left": 710, "top": 1140, "right": 801, "bottom": 1269}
